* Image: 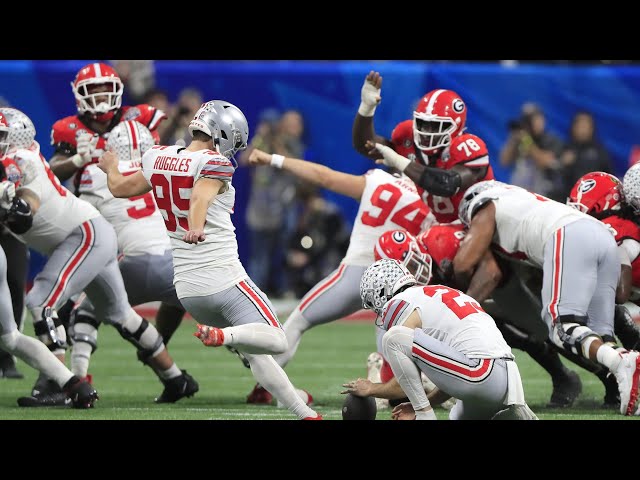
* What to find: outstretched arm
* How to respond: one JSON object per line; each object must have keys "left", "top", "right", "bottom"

{"left": 98, "top": 151, "right": 151, "bottom": 198}
{"left": 367, "top": 141, "right": 484, "bottom": 196}
{"left": 352, "top": 71, "right": 393, "bottom": 159}
{"left": 248, "top": 148, "right": 366, "bottom": 200}
{"left": 453, "top": 202, "right": 497, "bottom": 289}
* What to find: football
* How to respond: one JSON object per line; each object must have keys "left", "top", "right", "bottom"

{"left": 341, "top": 393, "right": 377, "bottom": 420}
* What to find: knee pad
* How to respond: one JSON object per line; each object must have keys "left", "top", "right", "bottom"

{"left": 69, "top": 311, "right": 101, "bottom": 353}
{"left": 31, "top": 306, "right": 67, "bottom": 352}
{"left": 551, "top": 315, "right": 600, "bottom": 358}
{"left": 0, "top": 330, "right": 20, "bottom": 352}
{"left": 113, "top": 309, "right": 164, "bottom": 362}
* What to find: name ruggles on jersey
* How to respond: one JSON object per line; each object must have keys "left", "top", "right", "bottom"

{"left": 141, "top": 145, "right": 248, "bottom": 296}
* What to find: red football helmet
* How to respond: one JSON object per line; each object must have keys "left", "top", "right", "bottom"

{"left": 374, "top": 229, "right": 433, "bottom": 285}
{"left": 0, "top": 112, "right": 9, "bottom": 157}
{"left": 417, "top": 224, "right": 466, "bottom": 273}
{"left": 71, "top": 62, "right": 124, "bottom": 121}
{"left": 413, "top": 89, "right": 467, "bottom": 154}
{"left": 567, "top": 171, "right": 623, "bottom": 216}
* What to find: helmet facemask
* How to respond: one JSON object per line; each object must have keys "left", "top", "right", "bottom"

{"left": 73, "top": 79, "right": 123, "bottom": 117}
{"left": 0, "top": 126, "right": 9, "bottom": 157}
{"left": 413, "top": 113, "right": 457, "bottom": 152}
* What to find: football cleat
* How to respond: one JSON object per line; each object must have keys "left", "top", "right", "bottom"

{"left": 155, "top": 370, "right": 199, "bottom": 404}
{"left": 613, "top": 350, "right": 640, "bottom": 415}
{"left": 17, "top": 392, "right": 71, "bottom": 407}
{"left": 0, "top": 355, "right": 24, "bottom": 379}
{"left": 546, "top": 370, "right": 582, "bottom": 408}
{"left": 491, "top": 403, "right": 539, "bottom": 420}
{"left": 194, "top": 324, "right": 225, "bottom": 347}
{"left": 302, "top": 414, "right": 323, "bottom": 420}
{"left": 246, "top": 383, "right": 273, "bottom": 405}
{"left": 64, "top": 378, "right": 99, "bottom": 409}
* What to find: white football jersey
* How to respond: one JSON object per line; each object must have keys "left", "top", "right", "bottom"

{"left": 140, "top": 145, "right": 247, "bottom": 298}
{"left": 78, "top": 161, "right": 169, "bottom": 256}
{"left": 380, "top": 284, "right": 514, "bottom": 359}
{"left": 9, "top": 148, "right": 100, "bottom": 255}
{"left": 468, "top": 183, "right": 600, "bottom": 267}
{"left": 342, "top": 169, "right": 433, "bottom": 266}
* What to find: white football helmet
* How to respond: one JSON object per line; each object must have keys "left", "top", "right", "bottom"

{"left": 360, "top": 258, "right": 417, "bottom": 316}
{"left": 623, "top": 163, "right": 640, "bottom": 214}
{"left": 458, "top": 180, "right": 503, "bottom": 226}
{"left": 0, "top": 107, "right": 36, "bottom": 151}
{"left": 106, "top": 120, "right": 155, "bottom": 162}
{"left": 189, "top": 100, "right": 249, "bottom": 159}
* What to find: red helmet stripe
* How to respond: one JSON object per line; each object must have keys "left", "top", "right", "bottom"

{"left": 425, "top": 89, "right": 446, "bottom": 114}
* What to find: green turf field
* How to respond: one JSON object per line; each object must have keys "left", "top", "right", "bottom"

{"left": 0, "top": 318, "right": 637, "bottom": 420}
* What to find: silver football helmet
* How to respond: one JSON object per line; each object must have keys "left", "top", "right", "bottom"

{"left": 623, "top": 163, "right": 640, "bottom": 214}
{"left": 458, "top": 180, "right": 502, "bottom": 226}
{"left": 360, "top": 259, "right": 417, "bottom": 316}
{"left": 106, "top": 120, "right": 155, "bottom": 162}
{"left": 0, "top": 107, "right": 36, "bottom": 151}
{"left": 188, "top": 100, "right": 249, "bottom": 160}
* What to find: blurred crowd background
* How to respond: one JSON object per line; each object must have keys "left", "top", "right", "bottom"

{"left": 1, "top": 59, "right": 639, "bottom": 299}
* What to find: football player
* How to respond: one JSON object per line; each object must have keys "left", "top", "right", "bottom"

{"left": 0, "top": 112, "right": 97, "bottom": 407}
{"left": 98, "top": 100, "right": 321, "bottom": 420}
{"left": 353, "top": 71, "right": 493, "bottom": 225}
{"left": 456, "top": 180, "right": 640, "bottom": 416}
{"left": 346, "top": 258, "right": 537, "bottom": 420}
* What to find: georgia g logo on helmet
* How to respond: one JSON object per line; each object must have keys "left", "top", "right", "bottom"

{"left": 452, "top": 98, "right": 465, "bottom": 114}
{"left": 579, "top": 178, "right": 597, "bottom": 194}
{"left": 392, "top": 231, "right": 406, "bottom": 244}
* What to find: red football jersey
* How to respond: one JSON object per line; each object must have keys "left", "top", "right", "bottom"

{"left": 50, "top": 104, "right": 167, "bottom": 191}
{"left": 601, "top": 214, "right": 640, "bottom": 286}
{"left": 391, "top": 121, "right": 494, "bottom": 224}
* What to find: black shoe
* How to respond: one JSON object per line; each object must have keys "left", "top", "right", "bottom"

{"left": 155, "top": 370, "right": 199, "bottom": 403}
{"left": 64, "top": 378, "right": 99, "bottom": 409}
{"left": 546, "top": 370, "right": 582, "bottom": 408}
{"left": 601, "top": 372, "right": 620, "bottom": 409}
{"left": 0, "top": 357, "right": 24, "bottom": 379}
{"left": 17, "top": 392, "right": 71, "bottom": 407}
{"left": 226, "top": 345, "right": 251, "bottom": 369}
{"left": 31, "top": 376, "right": 61, "bottom": 397}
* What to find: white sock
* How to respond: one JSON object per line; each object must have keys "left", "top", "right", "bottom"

{"left": 382, "top": 326, "right": 432, "bottom": 411}
{"left": 158, "top": 363, "right": 181, "bottom": 380}
{"left": 71, "top": 342, "right": 92, "bottom": 378}
{"left": 70, "top": 323, "right": 98, "bottom": 377}
{"left": 223, "top": 323, "right": 287, "bottom": 355}
{"left": 596, "top": 344, "right": 623, "bottom": 371}
{"left": 245, "top": 353, "right": 316, "bottom": 419}
{"left": 274, "top": 309, "right": 311, "bottom": 368}
{"left": 0, "top": 330, "right": 74, "bottom": 388}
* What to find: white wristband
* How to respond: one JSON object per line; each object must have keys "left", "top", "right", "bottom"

{"left": 271, "top": 154, "right": 285, "bottom": 169}
{"left": 358, "top": 102, "right": 377, "bottom": 117}
{"left": 70, "top": 153, "right": 85, "bottom": 168}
